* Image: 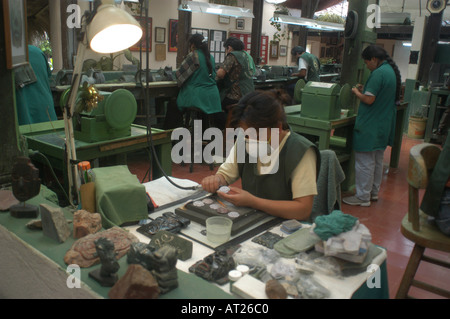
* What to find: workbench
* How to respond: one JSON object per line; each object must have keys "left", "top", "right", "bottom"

{"left": 53, "top": 81, "right": 180, "bottom": 128}
{"left": 0, "top": 178, "right": 389, "bottom": 301}
{"left": 19, "top": 120, "right": 173, "bottom": 194}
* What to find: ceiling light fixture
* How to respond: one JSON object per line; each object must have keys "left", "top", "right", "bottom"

{"left": 270, "top": 14, "right": 345, "bottom": 32}
{"left": 178, "top": 1, "right": 254, "bottom": 18}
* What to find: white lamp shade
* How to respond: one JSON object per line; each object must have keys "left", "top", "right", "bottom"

{"left": 87, "top": 4, "right": 143, "bottom": 54}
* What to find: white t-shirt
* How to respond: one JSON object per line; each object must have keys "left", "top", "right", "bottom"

{"left": 298, "top": 57, "right": 309, "bottom": 77}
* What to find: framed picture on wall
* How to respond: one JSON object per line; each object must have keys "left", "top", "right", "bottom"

{"left": 3, "top": 0, "right": 28, "bottom": 69}
{"left": 191, "top": 28, "right": 209, "bottom": 40}
{"left": 279, "top": 45, "right": 287, "bottom": 57}
{"left": 168, "top": 19, "right": 178, "bottom": 52}
{"left": 270, "top": 41, "right": 279, "bottom": 59}
{"left": 236, "top": 19, "right": 245, "bottom": 30}
{"left": 130, "top": 16, "right": 152, "bottom": 52}
{"left": 155, "top": 27, "right": 165, "bottom": 43}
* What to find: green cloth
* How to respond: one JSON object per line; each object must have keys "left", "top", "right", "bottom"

{"left": 176, "top": 50, "right": 222, "bottom": 114}
{"left": 15, "top": 45, "right": 57, "bottom": 125}
{"left": 238, "top": 131, "right": 320, "bottom": 202}
{"left": 93, "top": 166, "right": 148, "bottom": 229}
{"left": 299, "top": 52, "right": 321, "bottom": 82}
{"left": 353, "top": 61, "right": 397, "bottom": 152}
{"left": 274, "top": 227, "right": 320, "bottom": 258}
{"left": 313, "top": 210, "right": 358, "bottom": 241}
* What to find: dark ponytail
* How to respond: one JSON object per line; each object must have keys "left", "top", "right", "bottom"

{"left": 230, "top": 90, "right": 288, "bottom": 129}
{"left": 189, "top": 33, "right": 213, "bottom": 75}
{"left": 362, "top": 45, "right": 402, "bottom": 104}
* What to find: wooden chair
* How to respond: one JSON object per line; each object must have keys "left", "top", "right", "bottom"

{"left": 395, "top": 143, "right": 450, "bottom": 299}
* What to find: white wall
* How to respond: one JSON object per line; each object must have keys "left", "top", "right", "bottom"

{"left": 64, "top": 0, "right": 293, "bottom": 72}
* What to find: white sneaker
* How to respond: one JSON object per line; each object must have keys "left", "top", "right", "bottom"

{"left": 343, "top": 195, "right": 371, "bottom": 207}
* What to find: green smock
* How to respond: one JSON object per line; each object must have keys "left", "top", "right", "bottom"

{"left": 220, "top": 50, "right": 255, "bottom": 102}
{"left": 353, "top": 61, "right": 397, "bottom": 152}
{"left": 299, "top": 52, "right": 321, "bottom": 82}
{"left": 15, "top": 45, "right": 57, "bottom": 125}
{"left": 176, "top": 50, "right": 222, "bottom": 114}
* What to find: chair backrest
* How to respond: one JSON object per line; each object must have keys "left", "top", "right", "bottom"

{"left": 407, "top": 143, "right": 441, "bottom": 231}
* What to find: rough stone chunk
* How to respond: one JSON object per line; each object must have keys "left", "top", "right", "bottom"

{"left": 40, "top": 204, "right": 71, "bottom": 243}
{"left": 108, "top": 264, "right": 160, "bottom": 299}
{"left": 265, "top": 279, "right": 287, "bottom": 299}
{"left": 73, "top": 210, "right": 102, "bottom": 239}
{"left": 64, "top": 226, "right": 139, "bottom": 267}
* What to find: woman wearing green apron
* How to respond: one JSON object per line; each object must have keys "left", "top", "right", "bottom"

{"left": 216, "top": 37, "right": 255, "bottom": 129}
{"left": 176, "top": 34, "right": 222, "bottom": 116}
{"left": 343, "top": 45, "right": 402, "bottom": 207}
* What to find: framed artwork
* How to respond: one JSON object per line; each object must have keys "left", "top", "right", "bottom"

{"left": 168, "top": 19, "right": 178, "bottom": 52}
{"left": 270, "top": 41, "right": 279, "bottom": 59}
{"left": 3, "top": 0, "right": 28, "bottom": 69}
{"left": 155, "top": 44, "right": 166, "bottom": 61}
{"left": 130, "top": 16, "right": 152, "bottom": 52}
{"left": 218, "top": 15, "right": 230, "bottom": 24}
{"left": 236, "top": 18, "right": 245, "bottom": 30}
{"left": 279, "top": 45, "right": 287, "bottom": 57}
{"left": 155, "top": 27, "right": 165, "bottom": 43}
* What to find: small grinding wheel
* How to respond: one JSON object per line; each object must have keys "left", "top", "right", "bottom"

{"left": 104, "top": 89, "right": 137, "bottom": 130}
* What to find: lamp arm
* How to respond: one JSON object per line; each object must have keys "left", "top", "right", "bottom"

{"left": 63, "top": 35, "right": 88, "bottom": 206}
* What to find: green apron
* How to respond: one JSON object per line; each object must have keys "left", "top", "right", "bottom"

{"left": 300, "top": 52, "right": 321, "bottom": 82}
{"left": 220, "top": 50, "right": 255, "bottom": 102}
{"left": 176, "top": 50, "right": 222, "bottom": 114}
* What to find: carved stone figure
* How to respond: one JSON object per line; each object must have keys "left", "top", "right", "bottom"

{"left": 9, "top": 157, "right": 41, "bottom": 218}
{"left": 89, "top": 237, "right": 120, "bottom": 287}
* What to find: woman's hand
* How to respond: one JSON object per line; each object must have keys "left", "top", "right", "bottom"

{"left": 217, "top": 187, "right": 255, "bottom": 208}
{"left": 201, "top": 174, "right": 226, "bottom": 193}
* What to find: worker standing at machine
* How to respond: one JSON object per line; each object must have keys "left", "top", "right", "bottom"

{"left": 286, "top": 46, "right": 321, "bottom": 99}
{"left": 343, "top": 45, "right": 402, "bottom": 207}
{"left": 290, "top": 46, "right": 321, "bottom": 82}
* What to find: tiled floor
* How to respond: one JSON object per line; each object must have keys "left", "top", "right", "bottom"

{"left": 127, "top": 134, "right": 450, "bottom": 299}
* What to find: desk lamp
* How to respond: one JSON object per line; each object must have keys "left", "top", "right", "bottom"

{"left": 63, "top": 0, "right": 142, "bottom": 206}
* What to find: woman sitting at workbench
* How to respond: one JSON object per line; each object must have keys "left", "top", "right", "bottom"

{"left": 176, "top": 34, "right": 222, "bottom": 119}
{"left": 201, "top": 90, "right": 320, "bottom": 220}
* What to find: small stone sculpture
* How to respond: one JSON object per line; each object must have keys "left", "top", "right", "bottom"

{"left": 148, "top": 245, "right": 178, "bottom": 294}
{"left": 189, "top": 249, "right": 236, "bottom": 285}
{"left": 89, "top": 237, "right": 120, "bottom": 287}
{"left": 9, "top": 157, "right": 41, "bottom": 218}
{"left": 127, "top": 243, "right": 179, "bottom": 294}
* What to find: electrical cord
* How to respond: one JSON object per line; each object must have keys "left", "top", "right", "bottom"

{"left": 28, "top": 150, "right": 72, "bottom": 206}
{"left": 137, "top": 0, "right": 199, "bottom": 191}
